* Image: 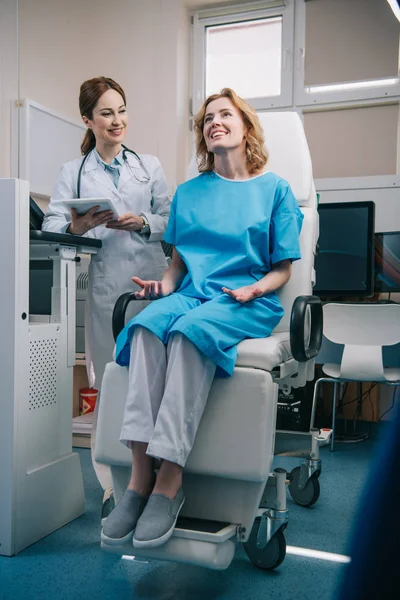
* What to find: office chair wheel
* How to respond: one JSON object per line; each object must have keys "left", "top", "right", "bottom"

{"left": 288, "top": 467, "right": 320, "bottom": 507}
{"left": 101, "top": 492, "right": 115, "bottom": 519}
{"left": 243, "top": 518, "right": 286, "bottom": 571}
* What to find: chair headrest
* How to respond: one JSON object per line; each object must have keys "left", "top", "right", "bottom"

{"left": 186, "top": 111, "right": 314, "bottom": 208}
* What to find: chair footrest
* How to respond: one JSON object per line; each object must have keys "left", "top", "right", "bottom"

{"left": 173, "top": 517, "right": 236, "bottom": 543}
{"left": 101, "top": 519, "right": 237, "bottom": 570}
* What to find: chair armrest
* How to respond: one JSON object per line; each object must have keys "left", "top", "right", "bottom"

{"left": 290, "top": 295, "right": 323, "bottom": 362}
{"left": 112, "top": 292, "right": 141, "bottom": 342}
{"left": 112, "top": 246, "right": 172, "bottom": 342}
{"left": 112, "top": 292, "right": 324, "bottom": 360}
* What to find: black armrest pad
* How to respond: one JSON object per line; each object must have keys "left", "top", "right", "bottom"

{"left": 290, "top": 295, "right": 323, "bottom": 362}
{"left": 31, "top": 230, "right": 102, "bottom": 248}
{"left": 112, "top": 292, "right": 140, "bottom": 342}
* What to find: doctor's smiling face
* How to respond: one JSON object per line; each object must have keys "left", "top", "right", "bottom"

{"left": 203, "top": 97, "right": 247, "bottom": 156}
{"left": 82, "top": 88, "right": 128, "bottom": 149}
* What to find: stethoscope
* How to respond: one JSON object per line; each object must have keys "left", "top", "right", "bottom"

{"left": 77, "top": 144, "right": 151, "bottom": 197}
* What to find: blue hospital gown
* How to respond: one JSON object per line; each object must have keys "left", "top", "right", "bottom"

{"left": 116, "top": 171, "right": 303, "bottom": 376}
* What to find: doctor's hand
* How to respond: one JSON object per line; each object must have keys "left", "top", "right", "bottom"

{"left": 222, "top": 284, "right": 265, "bottom": 303}
{"left": 68, "top": 207, "right": 114, "bottom": 235}
{"left": 132, "top": 277, "right": 174, "bottom": 300}
{"left": 106, "top": 212, "right": 144, "bottom": 231}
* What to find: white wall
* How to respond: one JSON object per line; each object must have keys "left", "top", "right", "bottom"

{"left": 304, "top": 104, "right": 399, "bottom": 179}
{"left": 0, "top": 0, "right": 19, "bottom": 178}
{"left": 16, "top": 0, "right": 190, "bottom": 193}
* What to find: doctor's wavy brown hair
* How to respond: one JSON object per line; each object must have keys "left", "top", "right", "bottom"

{"left": 194, "top": 88, "right": 268, "bottom": 175}
{"left": 79, "top": 77, "right": 127, "bottom": 155}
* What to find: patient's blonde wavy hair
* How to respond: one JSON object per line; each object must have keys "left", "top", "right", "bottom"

{"left": 194, "top": 88, "right": 268, "bottom": 175}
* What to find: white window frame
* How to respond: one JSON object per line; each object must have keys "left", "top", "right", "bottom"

{"left": 293, "top": 0, "right": 400, "bottom": 107}
{"left": 191, "top": 0, "right": 295, "bottom": 116}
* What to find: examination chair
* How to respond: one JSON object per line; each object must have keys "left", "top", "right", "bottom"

{"left": 94, "top": 112, "right": 322, "bottom": 571}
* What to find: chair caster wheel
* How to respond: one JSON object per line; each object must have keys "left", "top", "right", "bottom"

{"left": 243, "top": 518, "right": 286, "bottom": 570}
{"left": 288, "top": 466, "right": 320, "bottom": 507}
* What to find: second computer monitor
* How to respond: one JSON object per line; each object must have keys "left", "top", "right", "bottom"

{"left": 314, "top": 201, "right": 375, "bottom": 298}
{"left": 374, "top": 231, "right": 400, "bottom": 293}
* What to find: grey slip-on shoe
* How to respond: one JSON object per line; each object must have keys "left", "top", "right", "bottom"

{"left": 101, "top": 489, "right": 149, "bottom": 546}
{"left": 133, "top": 488, "right": 185, "bottom": 549}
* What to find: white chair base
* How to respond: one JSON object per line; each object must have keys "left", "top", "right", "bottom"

{"left": 95, "top": 362, "right": 292, "bottom": 570}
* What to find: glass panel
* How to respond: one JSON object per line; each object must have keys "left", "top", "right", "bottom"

{"left": 304, "top": 104, "right": 399, "bottom": 178}
{"left": 305, "top": 0, "right": 400, "bottom": 87}
{"left": 205, "top": 17, "right": 282, "bottom": 98}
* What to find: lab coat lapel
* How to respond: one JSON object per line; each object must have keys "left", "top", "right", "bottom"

{"left": 84, "top": 151, "right": 118, "bottom": 197}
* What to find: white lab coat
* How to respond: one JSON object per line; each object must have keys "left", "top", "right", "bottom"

{"left": 42, "top": 149, "right": 170, "bottom": 390}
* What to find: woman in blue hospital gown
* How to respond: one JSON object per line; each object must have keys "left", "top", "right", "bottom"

{"left": 101, "top": 88, "right": 303, "bottom": 550}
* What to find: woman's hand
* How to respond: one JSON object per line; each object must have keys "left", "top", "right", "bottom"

{"left": 106, "top": 213, "right": 144, "bottom": 231}
{"left": 68, "top": 207, "right": 114, "bottom": 235}
{"left": 222, "top": 284, "right": 265, "bottom": 303}
{"left": 222, "top": 261, "right": 292, "bottom": 303}
{"left": 132, "top": 277, "right": 174, "bottom": 300}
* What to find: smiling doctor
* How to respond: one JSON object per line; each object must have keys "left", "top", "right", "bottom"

{"left": 42, "top": 76, "right": 170, "bottom": 503}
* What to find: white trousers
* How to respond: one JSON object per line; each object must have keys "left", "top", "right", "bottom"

{"left": 90, "top": 300, "right": 149, "bottom": 492}
{"left": 120, "top": 326, "right": 217, "bottom": 467}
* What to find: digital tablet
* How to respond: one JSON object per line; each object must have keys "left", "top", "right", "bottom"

{"left": 62, "top": 197, "right": 120, "bottom": 218}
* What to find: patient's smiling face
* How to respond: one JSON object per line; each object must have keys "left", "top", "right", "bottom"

{"left": 203, "top": 97, "right": 247, "bottom": 156}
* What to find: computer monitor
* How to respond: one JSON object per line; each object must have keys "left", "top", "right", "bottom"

{"left": 30, "top": 196, "right": 44, "bottom": 230}
{"left": 374, "top": 232, "right": 400, "bottom": 293}
{"left": 314, "top": 201, "right": 375, "bottom": 297}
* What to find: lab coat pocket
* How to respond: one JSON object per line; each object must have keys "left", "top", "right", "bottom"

{"left": 90, "top": 274, "right": 113, "bottom": 315}
{"left": 90, "top": 273, "right": 107, "bottom": 298}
